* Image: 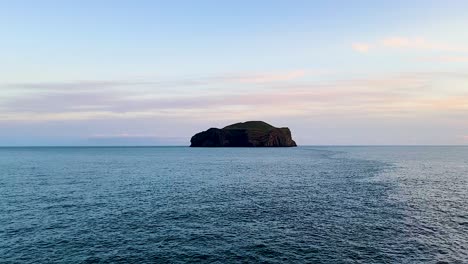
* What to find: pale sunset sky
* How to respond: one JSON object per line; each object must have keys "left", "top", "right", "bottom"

{"left": 1, "top": 0, "right": 468, "bottom": 145}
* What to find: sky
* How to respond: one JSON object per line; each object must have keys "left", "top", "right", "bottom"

{"left": 1, "top": 0, "right": 468, "bottom": 145}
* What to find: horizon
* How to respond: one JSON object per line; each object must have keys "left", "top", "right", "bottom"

{"left": 2, "top": 144, "right": 468, "bottom": 147}
{"left": 2, "top": 1, "right": 468, "bottom": 145}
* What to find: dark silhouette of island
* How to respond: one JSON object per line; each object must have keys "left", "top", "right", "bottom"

{"left": 190, "top": 121, "right": 297, "bottom": 147}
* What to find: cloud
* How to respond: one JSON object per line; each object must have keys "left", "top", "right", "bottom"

{"left": 4, "top": 80, "right": 148, "bottom": 90}
{"left": 352, "top": 36, "right": 468, "bottom": 53}
{"left": 1, "top": 69, "right": 318, "bottom": 94}
{"left": 87, "top": 134, "right": 186, "bottom": 145}
{"left": 0, "top": 69, "right": 326, "bottom": 119}
{"left": 455, "top": 135, "right": 468, "bottom": 143}
{"left": 236, "top": 70, "right": 307, "bottom": 83}
{"left": 2, "top": 71, "right": 468, "bottom": 123}
{"left": 352, "top": 43, "right": 371, "bottom": 53}
{"left": 381, "top": 37, "right": 468, "bottom": 52}
{"left": 381, "top": 37, "right": 427, "bottom": 49}
{"left": 417, "top": 56, "right": 468, "bottom": 62}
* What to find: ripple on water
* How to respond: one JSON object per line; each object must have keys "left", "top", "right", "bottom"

{"left": 0, "top": 146, "right": 467, "bottom": 263}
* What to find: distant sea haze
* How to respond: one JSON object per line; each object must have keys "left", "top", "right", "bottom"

{"left": 1, "top": 146, "right": 467, "bottom": 263}
{"left": 87, "top": 136, "right": 187, "bottom": 146}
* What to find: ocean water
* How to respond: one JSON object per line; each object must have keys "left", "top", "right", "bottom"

{"left": 0, "top": 146, "right": 467, "bottom": 263}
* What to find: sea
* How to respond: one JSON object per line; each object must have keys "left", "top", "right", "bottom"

{"left": 0, "top": 146, "right": 467, "bottom": 263}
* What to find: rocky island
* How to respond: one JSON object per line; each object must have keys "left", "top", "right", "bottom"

{"left": 190, "top": 121, "right": 297, "bottom": 147}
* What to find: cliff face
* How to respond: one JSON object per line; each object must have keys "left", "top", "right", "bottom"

{"left": 190, "top": 121, "right": 297, "bottom": 147}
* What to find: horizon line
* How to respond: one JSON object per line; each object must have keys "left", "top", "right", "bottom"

{"left": 1, "top": 145, "right": 467, "bottom": 148}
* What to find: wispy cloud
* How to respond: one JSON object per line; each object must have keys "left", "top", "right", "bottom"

{"left": 236, "top": 70, "right": 307, "bottom": 83}
{"left": 352, "top": 43, "right": 371, "bottom": 53}
{"left": 352, "top": 36, "right": 468, "bottom": 54}
{"left": 381, "top": 37, "right": 427, "bottom": 49}
{"left": 1, "top": 69, "right": 319, "bottom": 93}
{"left": 87, "top": 134, "right": 186, "bottom": 145}
{"left": 2, "top": 71, "right": 467, "bottom": 122}
{"left": 4, "top": 80, "right": 149, "bottom": 91}
{"left": 380, "top": 36, "right": 468, "bottom": 52}
{"left": 417, "top": 56, "right": 468, "bottom": 62}
{"left": 456, "top": 135, "right": 468, "bottom": 143}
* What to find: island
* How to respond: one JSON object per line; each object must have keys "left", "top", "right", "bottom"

{"left": 190, "top": 121, "right": 297, "bottom": 147}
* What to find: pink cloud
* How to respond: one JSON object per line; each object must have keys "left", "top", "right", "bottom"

{"left": 352, "top": 43, "right": 371, "bottom": 53}
{"left": 2, "top": 71, "right": 468, "bottom": 122}
{"left": 417, "top": 56, "right": 468, "bottom": 62}
{"left": 353, "top": 36, "right": 468, "bottom": 53}
{"left": 237, "top": 70, "right": 307, "bottom": 83}
{"left": 381, "top": 37, "right": 427, "bottom": 48}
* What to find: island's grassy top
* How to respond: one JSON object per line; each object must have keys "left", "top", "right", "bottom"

{"left": 223, "top": 121, "right": 275, "bottom": 131}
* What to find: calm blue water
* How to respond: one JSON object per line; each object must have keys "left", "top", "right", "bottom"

{"left": 1, "top": 146, "right": 467, "bottom": 263}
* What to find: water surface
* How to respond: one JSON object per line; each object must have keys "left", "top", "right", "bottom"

{"left": 1, "top": 146, "right": 467, "bottom": 263}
